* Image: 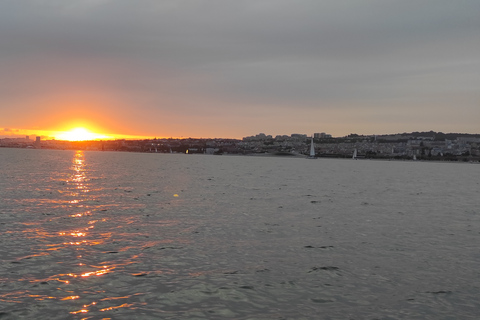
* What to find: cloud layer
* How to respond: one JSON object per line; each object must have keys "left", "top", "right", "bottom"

{"left": 1, "top": 0, "right": 479, "bottom": 137}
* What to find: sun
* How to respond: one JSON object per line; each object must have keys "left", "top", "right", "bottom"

{"left": 56, "top": 127, "right": 110, "bottom": 141}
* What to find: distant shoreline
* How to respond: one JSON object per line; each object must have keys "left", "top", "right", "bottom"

{"left": 1, "top": 145, "right": 478, "bottom": 164}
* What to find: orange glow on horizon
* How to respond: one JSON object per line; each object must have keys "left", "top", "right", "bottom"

{"left": 0, "top": 125, "right": 200, "bottom": 141}
{"left": 54, "top": 127, "right": 112, "bottom": 141}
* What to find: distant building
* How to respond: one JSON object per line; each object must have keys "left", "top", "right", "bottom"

{"left": 314, "top": 132, "right": 331, "bottom": 139}
{"left": 291, "top": 133, "right": 307, "bottom": 139}
{"left": 243, "top": 133, "right": 272, "bottom": 141}
{"left": 458, "top": 137, "right": 480, "bottom": 143}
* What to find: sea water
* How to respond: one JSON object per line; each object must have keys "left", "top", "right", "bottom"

{"left": 0, "top": 148, "right": 479, "bottom": 319}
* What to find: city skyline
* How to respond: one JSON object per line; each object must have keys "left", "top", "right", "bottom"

{"left": 1, "top": 1, "right": 479, "bottom": 139}
{"left": 2, "top": 129, "right": 479, "bottom": 143}
{"left": 2, "top": 130, "right": 478, "bottom": 163}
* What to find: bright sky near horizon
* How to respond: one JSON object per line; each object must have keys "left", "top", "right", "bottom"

{"left": 1, "top": 0, "right": 479, "bottom": 140}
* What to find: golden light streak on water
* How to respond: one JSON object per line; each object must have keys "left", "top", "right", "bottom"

{"left": 70, "top": 232, "right": 87, "bottom": 237}
{"left": 99, "top": 303, "right": 135, "bottom": 312}
{"left": 69, "top": 211, "right": 92, "bottom": 218}
{"left": 80, "top": 268, "right": 111, "bottom": 277}
{"left": 65, "top": 266, "right": 114, "bottom": 279}
{"left": 70, "top": 309, "right": 89, "bottom": 315}
{"left": 69, "top": 213, "right": 83, "bottom": 217}
{"left": 99, "top": 295, "right": 137, "bottom": 301}
{"left": 26, "top": 295, "right": 56, "bottom": 301}
{"left": 63, "top": 241, "right": 87, "bottom": 245}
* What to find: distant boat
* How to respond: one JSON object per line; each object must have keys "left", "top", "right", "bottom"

{"left": 413, "top": 154, "right": 417, "bottom": 161}
{"left": 307, "top": 136, "right": 317, "bottom": 159}
{"left": 352, "top": 148, "right": 357, "bottom": 160}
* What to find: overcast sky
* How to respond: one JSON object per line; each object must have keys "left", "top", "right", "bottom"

{"left": 1, "top": 0, "right": 479, "bottom": 138}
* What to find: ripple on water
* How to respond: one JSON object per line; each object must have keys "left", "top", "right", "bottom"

{"left": 1, "top": 150, "right": 480, "bottom": 319}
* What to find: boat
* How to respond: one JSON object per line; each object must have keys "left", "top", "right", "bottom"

{"left": 307, "top": 136, "right": 317, "bottom": 159}
{"left": 352, "top": 148, "right": 357, "bottom": 160}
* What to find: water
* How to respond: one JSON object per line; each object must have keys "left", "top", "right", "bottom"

{"left": 1, "top": 148, "right": 479, "bottom": 319}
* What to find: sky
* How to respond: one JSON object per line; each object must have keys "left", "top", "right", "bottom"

{"left": 1, "top": 0, "right": 479, "bottom": 139}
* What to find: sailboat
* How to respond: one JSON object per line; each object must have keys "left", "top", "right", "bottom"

{"left": 352, "top": 148, "right": 357, "bottom": 160}
{"left": 307, "top": 136, "right": 317, "bottom": 159}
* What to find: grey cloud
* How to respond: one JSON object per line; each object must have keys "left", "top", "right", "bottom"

{"left": 1, "top": 0, "right": 479, "bottom": 135}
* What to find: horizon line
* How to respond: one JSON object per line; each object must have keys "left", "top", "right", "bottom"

{"left": 2, "top": 129, "right": 479, "bottom": 142}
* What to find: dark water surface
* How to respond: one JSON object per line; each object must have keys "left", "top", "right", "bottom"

{"left": 1, "top": 148, "right": 479, "bottom": 319}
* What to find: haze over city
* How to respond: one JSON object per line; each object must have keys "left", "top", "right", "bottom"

{"left": 1, "top": 0, "right": 479, "bottom": 140}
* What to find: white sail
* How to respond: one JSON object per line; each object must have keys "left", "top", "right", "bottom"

{"left": 352, "top": 148, "right": 357, "bottom": 159}
{"left": 309, "top": 137, "right": 315, "bottom": 157}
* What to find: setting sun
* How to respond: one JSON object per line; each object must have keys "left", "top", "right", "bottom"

{"left": 55, "top": 128, "right": 111, "bottom": 141}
